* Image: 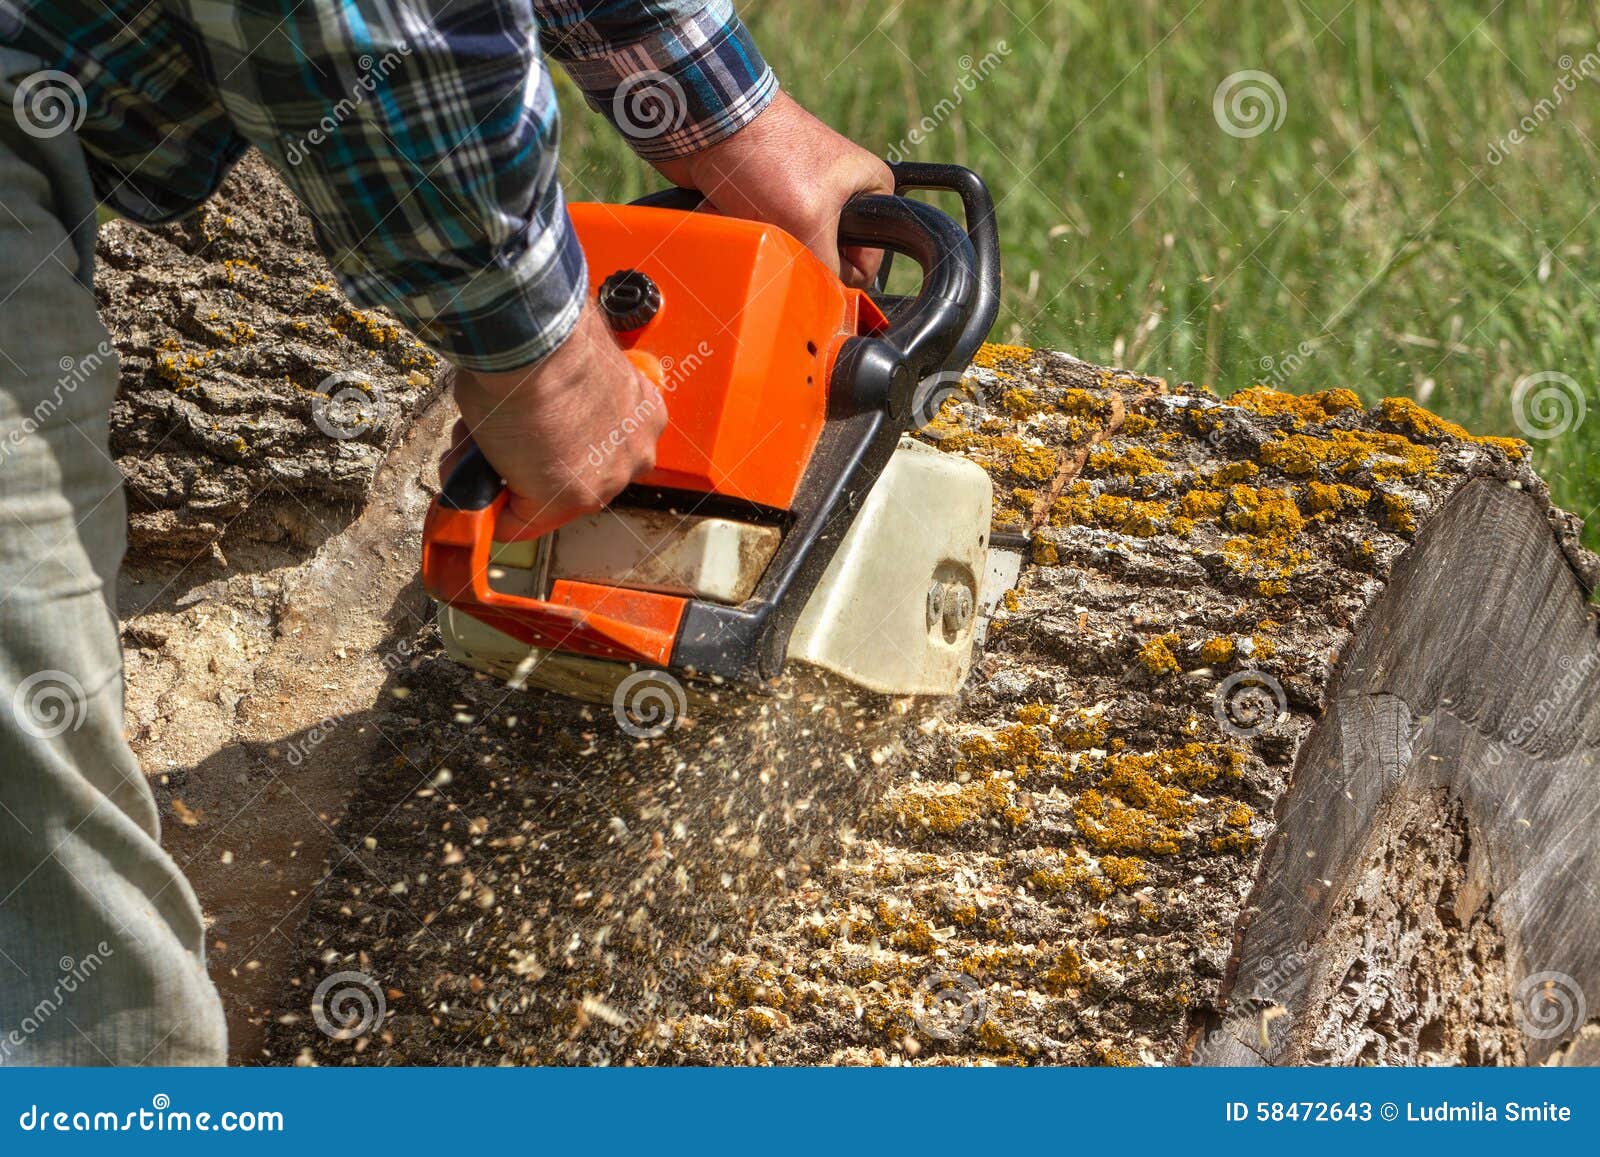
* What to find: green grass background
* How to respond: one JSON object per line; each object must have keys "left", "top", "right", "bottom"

{"left": 558, "top": 0, "right": 1600, "bottom": 545}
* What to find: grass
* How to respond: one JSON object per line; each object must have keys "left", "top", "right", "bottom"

{"left": 558, "top": 0, "right": 1600, "bottom": 547}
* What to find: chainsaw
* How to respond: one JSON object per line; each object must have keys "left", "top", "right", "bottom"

{"left": 420, "top": 162, "right": 1015, "bottom": 704}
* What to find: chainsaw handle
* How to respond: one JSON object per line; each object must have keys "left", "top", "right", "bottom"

{"left": 837, "top": 193, "right": 977, "bottom": 386}
{"left": 437, "top": 446, "right": 502, "bottom": 511}
{"left": 874, "top": 162, "right": 1001, "bottom": 375}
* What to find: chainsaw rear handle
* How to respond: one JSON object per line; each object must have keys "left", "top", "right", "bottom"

{"left": 439, "top": 449, "right": 502, "bottom": 512}
{"left": 867, "top": 161, "right": 1001, "bottom": 377}
{"left": 829, "top": 194, "right": 976, "bottom": 421}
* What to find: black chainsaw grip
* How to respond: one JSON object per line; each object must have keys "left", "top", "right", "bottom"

{"left": 837, "top": 193, "right": 977, "bottom": 383}
{"left": 439, "top": 445, "right": 501, "bottom": 511}
{"left": 883, "top": 162, "right": 1001, "bottom": 373}
{"left": 629, "top": 186, "right": 705, "bottom": 211}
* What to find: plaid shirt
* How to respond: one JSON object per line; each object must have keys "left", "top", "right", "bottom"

{"left": 3, "top": 1, "right": 777, "bottom": 371}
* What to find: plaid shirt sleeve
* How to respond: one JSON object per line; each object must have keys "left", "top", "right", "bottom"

{"left": 17, "top": 1, "right": 777, "bottom": 373}
{"left": 246, "top": 0, "right": 775, "bottom": 372}
{"left": 533, "top": 1, "right": 779, "bottom": 162}
{"left": 235, "top": 0, "right": 583, "bottom": 373}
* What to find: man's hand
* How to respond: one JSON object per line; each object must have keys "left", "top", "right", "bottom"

{"left": 653, "top": 91, "right": 895, "bottom": 288}
{"left": 442, "top": 302, "right": 665, "bottom": 541}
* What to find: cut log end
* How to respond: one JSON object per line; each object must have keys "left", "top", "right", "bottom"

{"left": 1197, "top": 477, "right": 1600, "bottom": 1066}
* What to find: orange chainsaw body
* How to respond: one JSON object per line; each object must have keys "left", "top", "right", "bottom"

{"left": 421, "top": 203, "right": 888, "bottom": 669}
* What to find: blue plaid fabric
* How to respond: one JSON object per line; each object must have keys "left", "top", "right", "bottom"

{"left": 1, "top": 1, "right": 777, "bottom": 371}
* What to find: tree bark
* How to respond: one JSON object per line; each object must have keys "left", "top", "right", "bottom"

{"left": 104, "top": 159, "right": 1600, "bottom": 1066}
{"left": 97, "top": 153, "right": 443, "bottom": 562}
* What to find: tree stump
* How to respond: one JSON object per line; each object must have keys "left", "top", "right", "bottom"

{"left": 103, "top": 162, "right": 1600, "bottom": 1066}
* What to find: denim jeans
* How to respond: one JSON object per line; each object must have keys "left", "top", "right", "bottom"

{"left": 0, "top": 45, "right": 226, "bottom": 1065}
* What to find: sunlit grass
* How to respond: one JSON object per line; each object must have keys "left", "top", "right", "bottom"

{"left": 559, "top": 0, "right": 1600, "bottom": 545}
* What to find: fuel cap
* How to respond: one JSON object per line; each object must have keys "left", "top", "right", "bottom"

{"left": 598, "top": 269, "right": 662, "bottom": 332}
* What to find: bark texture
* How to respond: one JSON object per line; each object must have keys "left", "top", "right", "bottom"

{"left": 98, "top": 153, "right": 443, "bottom": 562}
{"left": 103, "top": 160, "right": 1600, "bottom": 1067}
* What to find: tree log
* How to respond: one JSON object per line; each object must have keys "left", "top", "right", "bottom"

{"left": 103, "top": 160, "right": 1600, "bottom": 1066}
